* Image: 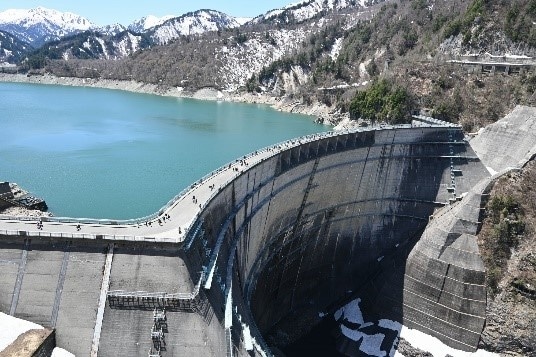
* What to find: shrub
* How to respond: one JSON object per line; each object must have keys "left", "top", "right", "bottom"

{"left": 349, "top": 78, "right": 413, "bottom": 124}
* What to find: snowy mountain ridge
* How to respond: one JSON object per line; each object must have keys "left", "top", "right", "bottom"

{"left": 128, "top": 15, "right": 175, "bottom": 33}
{"left": 0, "top": 6, "right": 247, "bottom": 51}
{"left": 149, "top": 9, "right": 242, "bottom": 45}
{"left": 0, "top": 6, "right": 94, "bottom": 47}
{"left": 252, "top": 0, "right": 375, "bottom": 24}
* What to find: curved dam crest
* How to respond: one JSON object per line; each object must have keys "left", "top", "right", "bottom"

{"left": 1, "top": 107, "right": 536, "bottom": 356}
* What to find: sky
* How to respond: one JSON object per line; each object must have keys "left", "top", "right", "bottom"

{"left": 2, "top": 1, "right": 297, "bottom": 26}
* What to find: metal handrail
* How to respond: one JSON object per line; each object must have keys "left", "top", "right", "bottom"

{"left": 0, "top": 122, "right": 454, "bottom": 229}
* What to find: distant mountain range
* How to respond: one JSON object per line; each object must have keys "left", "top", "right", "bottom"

{"left": 0, "top": 7, "right": 93, "bottom": 47}
{"left": 0, "top": 6, "right": 248, "bottom": 53}
{"left": 0, "top": 0, "right": 386, "bottom": 77}
{"left": 0, "top": 1, "right": 353, "bottom": 63}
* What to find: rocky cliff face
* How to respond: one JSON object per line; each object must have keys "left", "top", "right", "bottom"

{"left": 477, "top": 161, "right": 536, "bottom": 356}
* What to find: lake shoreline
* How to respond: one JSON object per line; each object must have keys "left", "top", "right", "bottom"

{"left": 0, "top": 73, "right": 354, "bottom": 128}
{"left": 0, "top": 77, "right": 331, "bottom": 218}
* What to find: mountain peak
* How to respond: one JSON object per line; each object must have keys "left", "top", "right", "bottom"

{"left": 0, "top": 7, "right": 94, "bottom": 47}
{"left": 128, "top": 14, "right": 175, "bottom": 32}
{"left": 149, "top": 9, "right": 242, "bottom": 45}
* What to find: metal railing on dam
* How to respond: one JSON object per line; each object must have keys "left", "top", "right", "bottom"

{"left": 0, "top": 120, "right": 462, "bottom": 243}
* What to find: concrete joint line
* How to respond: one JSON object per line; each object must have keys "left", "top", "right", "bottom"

{"left": 10, "top": 238, "right": 30, "bottom": 316}
{"left": 403, "top": 303, "right": 484, "bottom": 336}
{"left": 90, "top": 243, "right": 114, "bottom": 357}
{"left": 402, "top": 315, "right": 479, "bottom": 350}
{"left": 51, "top": 242, "right": 71, "bottom": 327}
{"left": 404, "top": 275, "right": 486, "bottom": 302}
{"left": 403, "top": 288, "right": 486, "bottom": 320}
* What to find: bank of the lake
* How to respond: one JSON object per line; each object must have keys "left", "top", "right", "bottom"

{"left": 0, "top": 81, "right": 329, "bottom": 219}
{"left": 0, "top": 73, "right": 351, "bottom": 126}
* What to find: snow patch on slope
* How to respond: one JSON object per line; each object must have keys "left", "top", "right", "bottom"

{"left": 330, "top": 37, "right": 343, "bottom": 60}
{"left": 335, "top": 298, "right": 500, "bottom": 357}
{"left": 217, "top": 28, "right": 308, "bottom": 91}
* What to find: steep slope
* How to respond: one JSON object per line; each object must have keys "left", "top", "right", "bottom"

{"left": 25, "top": 30, "right": 150, "bottom": 65}
{"left": 246, "top": 0, "right": 536, "bottom": 129}
{"left": 0, "top": 30, "right": 32, "bottom": 64}
{"left": 477, "top": 160, "right": 536, "bottom": 355}
{"left": 38, "top": 1, "right": 380, "bottom": 90}
{"left": 0, "top": 7, "right": 94, "bottom": 47}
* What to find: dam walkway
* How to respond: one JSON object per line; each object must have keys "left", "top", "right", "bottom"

{"left": 0, "top": 120, "right": 458, "bottom": 245}
{"left": 0, "top": 137, "right": 313, "bottom": 243}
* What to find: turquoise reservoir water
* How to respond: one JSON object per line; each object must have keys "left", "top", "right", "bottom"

{"left": 0, "top": 82, "right": 328, "bottom": 219}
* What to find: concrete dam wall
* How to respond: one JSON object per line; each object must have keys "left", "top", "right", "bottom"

{"left": 182, "top": 124, "right": 489, "bottom": 355}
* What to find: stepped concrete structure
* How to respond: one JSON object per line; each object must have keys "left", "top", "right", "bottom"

{"left": 0, "top": 106, "right": 535, "bottom": 356}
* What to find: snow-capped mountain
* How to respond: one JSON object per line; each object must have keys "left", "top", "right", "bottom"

{"left": 97, "top": 23, "right": 127, "bottom": 36}
{"left": 0, "top": 30, "right": 32, "bottom": 64}
{"left": 128, "top": 15, "right": 175, "bottom": 33}
{"left": 252, "top": 0, "right": 376, "bottom": 24}
{"left": 0, "top": 6, "right": 94, "bottom": 47}
{"left": 149, "top": 9, "right": 242, "bottom": 45}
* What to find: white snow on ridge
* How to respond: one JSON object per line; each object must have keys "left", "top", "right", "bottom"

{"left": 255, "top": 0, "right": 372, "bottom": 24}
{"left": 128, "top": 15, "right": 174, "bottom": 32}
{"left": 97, "top": 23, "right": 126, "bottom": 36}
{"left": 234, "top": 17, "right": 253, "bottom": 25}
{"left": 0, "top": 6, "right": 93, "bottom": 31}
{"left": 151, "top": 10, "right": 240, "bottom": 45}
{"left": 141, "top": 15, "right": 174, "bottom": 29}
